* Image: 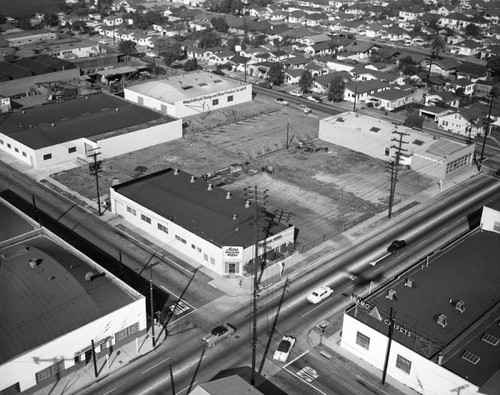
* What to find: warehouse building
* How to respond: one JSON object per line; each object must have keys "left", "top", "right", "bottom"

{"left": 110, "top": 168, "right": 295, "bottom": 276}
{"left": 0, "top": 199, "right": 146, "bottom": 394}
{"left": 319, "top": 111, "right": 475, "bottom": 180}
{"left": 0, "top": 93, "right": 182, "bottom": 170}
{"left": 124, "top": 71, "right": 252, "bottom": 118}
{"left": 341, "top": 207, "right": 500, "bottom": 395}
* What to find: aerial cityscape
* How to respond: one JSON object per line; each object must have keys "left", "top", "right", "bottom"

{"left": 0, "top": 0, "right": 499, "bottom": 394}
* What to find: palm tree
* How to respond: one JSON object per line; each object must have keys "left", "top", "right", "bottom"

{"left": 426, "top": 35, "right": 447, "bottom": 85}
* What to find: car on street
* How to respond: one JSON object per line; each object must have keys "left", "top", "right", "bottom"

{"left": 201, "top": 323, "right": 236, "bottom": 347}
{"left": 298, "top": 104, "right": 312, "bottom": 114}
{"left": 256, "top": 81, "right": 273, "bottom": 89}
{"left": 307, "top": 286, "right": 333, "bottom": 304}
{"left": 273, "top": 335, "right": 296, "bottom": 362}
{"left": 387, "top": 239, "right": 407, "bottom": 254}
{"left": 307, "top": 95, "right": 323, "bottom": 103}
{"left": 274, "top": 98, "right": 290, "bottom": 106}
{"left": 290, "top": 89, "right": 303, "bottom": 97}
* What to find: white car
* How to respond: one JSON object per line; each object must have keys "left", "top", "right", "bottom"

{"left": 273, "top": 335, "right": 296, "bottom": 362}
{"left": 298, "top": 104, "right": 312, "bottom": 114}
{"left": 290, "top": 89, "right": 303, "bottom": 97}
{"left": 307, "top": 286, "right": 333, "bottom": 304}
{"left": 274, "top": 98, "right": 290, "bottom": 106}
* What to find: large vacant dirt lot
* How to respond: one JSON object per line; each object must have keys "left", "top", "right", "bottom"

{"left": 52, "top": 98, "right": 437, "bottom": 249}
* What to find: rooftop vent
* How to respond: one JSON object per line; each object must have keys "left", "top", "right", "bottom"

{"left": 174, "top": 168, "right": 179, "bottom": 175}
{"left": 190, "top": 176, "right": 196, "bottom": 183}
{"left": 207, "top": 183, "right": 213, "bottom": 191}
{"left": 51, "top": 123, "right": 56, "bottom": 127}
{"left": 436, "top": 313, "right": 447, "bottom": 328}
{"left": 404, "top": 278, "right": 414, "bottom": 288}
{"left": 233, "top": 214, "right": 237, "bottom": 220}
{"left": 85, "top": 96, "right": 89, "bottom": 99}
{"left": 455, "top": 300, "right": 465, "bottom": 313}
{"left": 29, "top": 258, "right": 41, "bottom": 269}
{"left": 245, "top": 200, "right": 250, "bottom": 208}
{"left": 226, "top": 192, "right": 232, "bottom": 200}
{"left": 115, "top": 108, "right": 119, "bottom": 112}
{"left": 386, "top": 289, "right": 397, "bottom": 300}
{"left": 85, "top": 272, "right": 96, "bottom": 282}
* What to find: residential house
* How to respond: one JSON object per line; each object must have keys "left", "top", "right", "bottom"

{"left": 289, "top": 10, "right": 307, "bottom": 24}
{"left": 305, "top": 13, "right": 327, "bottom": 27}
{"left": 313, "top": 71, "right": 351, "bottom": 94}
{"left": 247, "top": 4, "right": 269, "bottom": 19}
{"left": 447, "top": 35, "right": 464, "bottom": 45}
{"left": 437, "top": 108, "right": 483, "bottom": 138}
{"left": 285, "top": 55, "right": 309, "bottom": 69}
{"left": 446, "top": 78, "right": 475, "bottom": 96}
{"left": 103, "top": 16, "right": 123, "bottom": 26}
{"left": 438, "top": 13, "right": 471, "bottom": 29}
{"left": 367, "top": 88, "right": 414, "bottom": 111}
{"left": 285, "top": 68, "right": 305, "bottom": 84}
{"left": 326, "top": 58, "right": 357, "bottom": 72}
{"left": 343, "top": 80, "right": 389, "bottom": 102}
{"left": 449, "top": 39, "right": 483, "bottom": 56}
{"left": 455, "top": 61, "right": 488, "bottom": 80}
{"left": 271, "top": 11, "right": 288, "bottom": 21}
{"left": 424, "top": 91, "right": 460, "bottom": 108}
{"left": 399, "top": 6, "right": 424, "bottom": 22}
{"left": 111, "top": 0, "right": 138, "bottom": 13}
{"left": 365, "top": 22, "right": 385, "bottom": 38}
{"left": 386, "top": 26, "right": 408, "bottom": 42}
{"left": 431, "top": 5, "right": 460, "bottom": 16}
{"left": 229, "top": 55, "right": 251, "bottom": 73}
{"left": 298, "top": 34, "right": 331, "bottom": 46}
{"left": 339, "top": 41, "right": 381, "bottom": 62}
{"left": 419, "top": 106, "right": 452, "bottom": 122}
{"left": 208, "top": 50, "right": 235, "bottom": 65}
{"left": 410, "top": 32, "right": 430, "bottom": 46}
{"left": 304, "top": 41, "right": 334, "bottom": 56}
{"left": 426, "top": 58, "right": 459, "bottom": 77}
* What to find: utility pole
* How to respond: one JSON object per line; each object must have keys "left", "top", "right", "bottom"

{"left": 150, "top": 265, "right": 156, "bottom": 348}
{"left": 244, "top": 186, "right": 269, "bottom": 387}
{"left": 478, "top": 89, "right": 496, "bottom": 171}
{"left": 353, "top": 85, "right": 358, "bottom": 112}
{"left": 382, "top": 308, "right": 395, "bottom": 385}
{"left": 88, "top": 148, "right": 103, "bottom": 216}
{"left": 387, "top": 127, "right": 409, "bottom": 219}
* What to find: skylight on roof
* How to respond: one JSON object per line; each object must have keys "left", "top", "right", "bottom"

{"left": 336, "top": 117, "right": 345, "bottom": 123}
{"left": 181, "top": 86, "right": 193, "bottom": 90}
{"left": 482, "top": 333, "right": 499, "bottom": 346}
{"left": 461, "top": 351, "right": 480, "bottom": 365}
{"left": 213, "top": 79, "right": 223, "bottom": 83}
{"left": 413, "top": 139, "right": 424, "bottom": 146}
{"left": 370, "top": 127, "right": 380, "bottom": 133}
{"left": 198, "top": 83, "right": 208, "bottom": 87}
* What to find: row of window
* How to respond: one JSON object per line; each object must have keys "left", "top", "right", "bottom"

{"left": 0, "top": 139, "right": 77, "bottom": 160}
{"left": 445, "top": 154, "right": 471, "bottom": 174}
{"left": 211, "top": 95, "right": 233, "bottom": 106}
{"left": 356, "top": 331, "right": 412, "bottom": 374}
{"left": 0, "top": 139, "right": 28, "bottom": 158}
{"left": 126, "top": 205, "right": 217, "bottom": 265}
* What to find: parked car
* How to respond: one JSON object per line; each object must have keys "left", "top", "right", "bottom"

{"left": 307, "top": 286, "right": 333, "bottom": 304}
{"left": 290, "top": 89, "right": 303, "bottom": 97}
{"left": 307, "top": 95, "right": 323, "bottom": 103}
{"left": 274, "top": 98, "right": 290, "bottom": 106}
{"left": 256, "top": 81, "right": 273, "bottom": 89}
{"left": 201, "top": 323, "right": 236, "bottom": 347}
{"left": 387, "top": 239, "right": 407, "bottom": 254}
{"left": 298, "top": 104, "right": 312, "bottom": 114}
{"left": 212, "top": 69, "right": 225, "bottom": 76}
{"left": 273, "top": 335, "right": 296, "bottom": 362}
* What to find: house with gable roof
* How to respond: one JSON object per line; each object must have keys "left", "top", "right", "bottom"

{"left": 449, "top": 39, "right": 483, "bottom": 56}
{"left": 424, "top": 91, "right": 460, "bottom": 108}
{"left": 436, "top": 108, "right": 483, "bottom": 138}
{"left": 367, "top": 88, "right": 414, "bottom": 111}
{"left": 343, "top": 80, "right": 389, "bottom": 103}
{"left": 446, "top": 78, "right": 475, "bottom": 96}
{"left": 399, "top": 7, "right": 424, "bottom": 22}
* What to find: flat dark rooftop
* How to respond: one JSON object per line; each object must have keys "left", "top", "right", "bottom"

{"left": 0, "top": 93, "right": 174, "bottom": 149}
{"left": 347, "top": 228, "right": 500, "bottom": 387}
{"left": 0, "top": 201, "right": 34, "bottom": 243}
{"left": 0, "top": 233, "right": 135, "bottom": 364}
{"left": 112, "top": 169, "right": 288, "bottom": 248}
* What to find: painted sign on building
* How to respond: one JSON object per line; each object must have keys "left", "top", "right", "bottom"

{"left": 222, "top": 246, "right": 243, "bottom": 274}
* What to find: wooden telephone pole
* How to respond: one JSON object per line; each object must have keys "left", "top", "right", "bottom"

{"left": 388, "top": 127, "right": 409, "bottom": 219}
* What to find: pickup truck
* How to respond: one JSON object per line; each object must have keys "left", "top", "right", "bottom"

{"left": 201, "top": 323, "right": 236, "bottom": 347}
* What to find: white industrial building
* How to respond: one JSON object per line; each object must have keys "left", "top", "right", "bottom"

{"left": 0, "top": 199, "right": 146, "bottom": 394}
{"left": 0, "top": 93, "right": 182, "bottom": 170}
{"left": 319, "top": 111, "right": 476, "bottom": 180}
{"left": 124, "top": 71, "right": 253, "bottom": 118}
{"left": 110, "top": 168, "right": 295, "bottom": 276}
{"left": 341, "top": 207, "right": 500, "bottom": 395}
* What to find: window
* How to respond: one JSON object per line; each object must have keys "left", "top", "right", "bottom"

{"left": 396, "top": 355, "right": 412, "bottom": 374}
{"left": 462, "top": 351, "right": 480, "bottom": 364}
{"left": 0, "top": 139, "right": 3, "bottom": 144}
{"left": 228, "top": 95, "right": 234, "bottom": 102}
{"left": 191, "top": 244, "right": 196, "bottom": 249}
{"left": 68, "top": 147, "right": 76, "bottom": 153}
{"left": 204, "top": 254, "right": 208, "bottom": 261}
{"left": 7, "top": 143, "right": 11, "bottom": 149}
{"left": 35, "top": 360, "right": 65, "bottom": 383}
{"left": 385, "top": 148, "right": 390, "bottom": 156}
{"left": 210, "top": 257, "right": 215, "bottom": 265}
{"left": 212, "top": 99, "right": 219, "bottom": 105}
{"left": 494, "top": 221, "right": 500, "bottom": 233}
{"left": 115, "top": 322, "right": 139, "bottom": 343}
{"left": 158, "top": 223, "right": 168, "bottom": 233}
{"left": 22, "top": 152, "right": 27, "bottom": 157}
{"left": 14, "top": 147, "right": 19, "bottom": 153}
{"left": 175, "top": 235, "right": 186, "bottom": 244}
{"left": 197, "top": 247, "right": 201, "bottom": 252}
{"left": 141, "top": 214, "right": 151, "bottom": 224}
{"left": 126, "top": 206, "right": 136, "bottom": 215}
{"left": 482, "top": 333, "right": 499, "bottom": 346}
{"left": 43, "top": 153, "right": 52, "bottom": 160}
{"left": 0, "top": 382, "right": 21, "bottom": 395}
{"left": 356, "top": 332, "right": 370, "bottom": 350}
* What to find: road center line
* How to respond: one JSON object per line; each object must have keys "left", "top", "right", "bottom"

{"left": 141, "top": 357, "right": 170, "bottom": 374}
{"left": 283, "top": 349, "right": 310, "bottom": 368}
{"left": 103, "top": 388, "right": 117, "bottom": 395}
{"left": 301, "top": 301, "right": 329, "bottom": 318}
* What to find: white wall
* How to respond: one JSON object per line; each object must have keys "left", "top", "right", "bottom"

{"left": 98, "top": 120, "right": 182, "bottom": 158}
{"left": 341, "top": 314, "right": 480, "bottom": 395}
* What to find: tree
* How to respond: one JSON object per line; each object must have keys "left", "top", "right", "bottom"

{"left": 403, "top": 114, "right": 424, "bottom": 129}
{"left": 199, "top": 30, "right": 221, "bottom": 49}
{"left": 210, "top": 17, "right": 228, "bottom": 33}
{"left": 0, "top": 14, "right": 6, "bottom": 25}
{"left": 426, "top": 35, "right": 447, "bottom": 84}
{"left": 18, "top": 16, "right": 32, "bottom": 30}
{"left": 267, "top": 63, "right": 284, "bottom": 86}
{"left": 298, "top": 70, "right": 313, "bottom": 93}
{"left": 327, "top": 75, "right": 345, "bottom": 102}
{"left": 252, "top": 34, "right": 267, "bottom": 47}
{"left": 487, "top": 55, "right": 500, "bottom": 82}
{"left": 118, "top": 40, "right": 137, "bottom": 56}
{"left": 183, "top": 58, "right": 198, "bottom": 71}
{"left": 227, "top": 36, "right": 240, "bottom": 52}
{"left": 464, "top": 23, "right": 480, "bottom": 38}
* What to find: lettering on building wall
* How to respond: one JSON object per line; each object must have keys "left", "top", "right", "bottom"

{"left": 182, "top": 86, "right": 247, "bottom": 105}
{"left": 383, "top": 318, "right": 412, "bottom": 337}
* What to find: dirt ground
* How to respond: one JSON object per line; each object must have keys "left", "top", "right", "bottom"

{"left": 52, "top": 99, "right": 437, "bottom": 249}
